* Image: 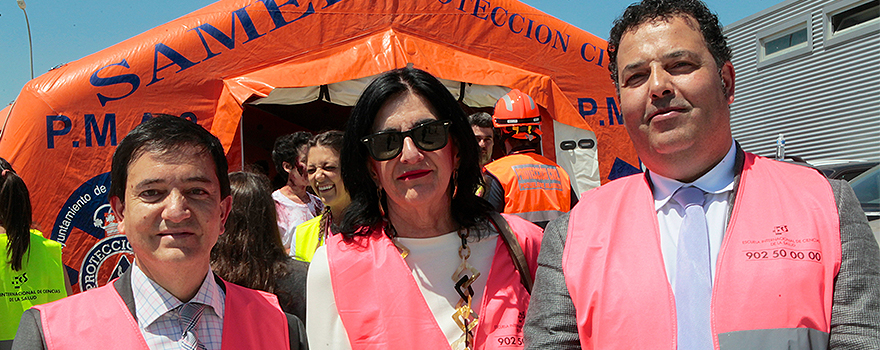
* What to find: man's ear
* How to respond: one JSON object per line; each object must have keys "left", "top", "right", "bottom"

{"left": 109, "top": 195, "right": 125, "bottom": 233}
{"left": 721, "top": 61, "right": 735, "bottom": 104}
{"left": 282, "top": 161, "right": 293, "bottom": 174}
{"left": 218, "top": 195, "right": 233, "bottom": 235}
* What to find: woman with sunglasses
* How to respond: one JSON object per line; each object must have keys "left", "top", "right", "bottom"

{"left": 306, "top": 67, "right": 543, "bottom": 350}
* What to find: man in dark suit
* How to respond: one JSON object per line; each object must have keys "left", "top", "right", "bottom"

{"left": 14, "top": 115, "right": 307, "bottom": 349}
{"left": 523, "top": 0, "right": 880, "bottom": 349}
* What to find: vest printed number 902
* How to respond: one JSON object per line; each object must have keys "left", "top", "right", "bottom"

{"left": 497, "top": 336, "right": 523, "bottom": 346}
{"left": 744, "top": 249, "right": 821, "bottom": 262}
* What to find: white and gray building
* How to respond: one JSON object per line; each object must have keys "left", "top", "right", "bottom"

{"left": 724, "top": 0, "right": 879, "bottom": 161}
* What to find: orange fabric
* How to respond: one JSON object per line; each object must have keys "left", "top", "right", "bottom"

{"left": 562, "top": 153, "right": 840, "bottom": 349}
{"left": 36, "top": 277, "right": 289, "bottom": 349}
{"left": 485, "top": 152, "right": 571, "bottom": 222}
{"left": 0, "top": 0, "right": 634, "bottom": 293}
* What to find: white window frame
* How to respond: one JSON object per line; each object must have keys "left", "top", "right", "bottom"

{"left": 756, "top": 15, "right": 813, "bottom": 68}
{"left": 823, "top": 0, "right": 880, "bottom": 49}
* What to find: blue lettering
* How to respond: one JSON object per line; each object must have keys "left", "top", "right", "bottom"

{"left": 438, "top": 0, "right": 452, "bottom": 4}
{"left": 180, "top": 112, "right": 198, "bottom": 123}
{"left": 46, "top": 115, "right": 72, "bottom": 149}
{"left": 524, "top": 18, "right": 534, "bottom": 38}
{"left": 472, "top": 0, "right": 489, "bottom": 19}
{"left": 508, "top": 13, "right": 525, "bottom": 34}
{"left": 85, "top": 114, "right": 117, "bottom": 147}
{"left": 552, "top": 30, "right": 569, "bottom": 52}
{"left": 578, "top": 98, "right": 598, "bottom": 120}
{"left": 457, "top": 0, "right": 467, "bottom": 11}
{"left": 90, "top": 59, "right": 140, "bottom": 107}
{"left": 190, "top": 6, "right": 267, "bottom": 61}
{"left": 322, "top": 0, "right": 345, "bottom": 8}
{"left": 147, "top": 43, "right": 199, "bottom": 86}
{"left": 606, "top": 97, "right": 622, "bottom": 125}
{"left": 490, "top": 6, "right": 507, "bottom": 26}
{"left": 259, "top": 0, "right": 316, "bottom": 31}
{"left": 535, "top": 24, "right": 551, "bottom": 44}
{"left": 598, "top": 48, "right": 605, "bottom": 67}
{"left": 581, "top": 42, "right": 597, "bottom": 62}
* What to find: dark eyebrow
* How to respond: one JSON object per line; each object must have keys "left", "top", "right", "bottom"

{"left": 376, "top": 118, "right": 438, "bottom": 133}
{"left": 621, "top": 50, "right": 701, "bottom": 73}
{"left": 133, "top": 176, "right": 213, "bottom": 189}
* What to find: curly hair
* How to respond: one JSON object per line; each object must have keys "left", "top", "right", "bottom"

{"left": 211, "top": 172, "right": 291, "bottom": 297}
{"left": 607, "top": 0, "right": 731, "bottom": 86}
{"left": 272, "top": 131, "right": 314, "bottom": 177}
{"left": 339, "top": 67, "right": 492, "bottom": 238}
{"left": 1, "top": 158, "right": 33, "bottom": 271}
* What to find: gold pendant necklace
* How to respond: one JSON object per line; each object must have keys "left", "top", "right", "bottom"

{"left": 451, "top": 228, "right": 479, "bottom": 350}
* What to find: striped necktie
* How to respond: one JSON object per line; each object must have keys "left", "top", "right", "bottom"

{"left": 673, "top": 186, "right": 714, "bottom": 349}
{"left": 179, "top": 302, "right": 207, "bottom": 350}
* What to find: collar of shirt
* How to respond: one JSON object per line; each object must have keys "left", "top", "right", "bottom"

{"left": 651, "top": 141, "right": 738, "bottom": 210}
{"left": 131, "top": 262, "right": 226, "bottom": 329}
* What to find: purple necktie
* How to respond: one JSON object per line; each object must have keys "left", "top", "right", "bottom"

{"left": 673, "top": 186, "right": 713, "bottom": 349}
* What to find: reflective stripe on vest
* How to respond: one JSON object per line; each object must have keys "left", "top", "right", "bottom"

{"left": 562, "top": 153, "right": 840, "bottom": 350}
{"left": 326, "top": 214, "right": 543, "bottom": 349}
{"left": 0, "top": 230, "right": 66, "bottom": 342}
{"left": 485, "top": 153, "right": 571, "bottom": 224}
{"left": 35, "top": 276, "right": 289, "bottom": 349}
{"left": 293, "top": 214, "right": 324, "bottom": 262}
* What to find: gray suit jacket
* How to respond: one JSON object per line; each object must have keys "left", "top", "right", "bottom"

{"left": 523, "top": 151, "right": 880, "bottom": 349}
{"left": 12, "top": 268, "right": 308, "bottom": 350}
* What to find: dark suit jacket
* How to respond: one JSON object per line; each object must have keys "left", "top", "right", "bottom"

{"left": 12, "top": 268, "right": 308, "bottom": 350}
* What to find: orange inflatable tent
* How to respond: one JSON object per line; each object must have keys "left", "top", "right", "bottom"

{"left": 0, "top": 0, "right": 638, "bottom": 293}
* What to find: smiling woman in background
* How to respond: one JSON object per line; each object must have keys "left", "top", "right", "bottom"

{"left": 306, "top": 67, "right": 544, "bottom": 350}
{"left": 292, "top": 130, "right": 351, "bottom": 263}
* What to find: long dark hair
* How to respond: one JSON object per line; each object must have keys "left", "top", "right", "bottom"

{"left": 339, "top": 67, "right": 492, "bottom": 238}
{"left": 1, "top": 158, "right": 33, "bottom": 271}
{"left": 211, "top": 172, "right": 289, "bottom": 294}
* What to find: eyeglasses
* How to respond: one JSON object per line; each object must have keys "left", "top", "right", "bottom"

{"left": 360, "top": 119, "right": 452, "bottom": 161}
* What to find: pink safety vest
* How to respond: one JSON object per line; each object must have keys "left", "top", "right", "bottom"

{"left": 562, "top": 153, "right": 841, "bottom": 349}
{"left": 326, "top": 214, "right": 542, "bottom": 350}
{"left": 34, "top": 276, "right": 290, "bottom": 349}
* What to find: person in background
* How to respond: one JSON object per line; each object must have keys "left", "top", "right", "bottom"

{"left": 468, "top": 112, "right": 505, "bottom": 212}
{"left": 484, "top": 89, "right": 573, "bottom": 228}
{"left": 0, "top": 158, "right": 69, "bottom": 350}
{"left": 13, "top": 115, "right": 306, "bottom": 349}
{"left": 211, "top": 171, "right": 309, "bottom": 322}
{"left": 292, "top": 131, "right": 351, "bottom": 262}
{"left": 523, "top": 0, "right": 880, "bottom": 348}
{"left": 306, "top": 67, "right": 543, "bottom": 350}
{"left": 272, "top": 132, "right": 324, "bottom": 254}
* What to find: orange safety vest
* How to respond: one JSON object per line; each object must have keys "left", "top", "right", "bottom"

{"left": 562, "top": 153, "right": 840, "bottom": 349}
{"left": 34, "top": 276, "right": 290, "bottom": 349}
{"left": 326, "top": 214, "right": 543, "bottom": 350}
{"left": 484, "top": 153, "right": 571, "bottom": 225}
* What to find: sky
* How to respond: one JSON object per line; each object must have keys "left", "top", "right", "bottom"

{"left": 0, "top": 0, "right": 777, "bottom": 106}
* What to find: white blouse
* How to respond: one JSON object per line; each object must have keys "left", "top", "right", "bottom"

{"left": 306, "top": 229, "right": 498, "bottom": 350}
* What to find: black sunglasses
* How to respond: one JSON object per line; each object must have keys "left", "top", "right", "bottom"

{"left": 360, "top": 119, "right": 452, "bottom": 161}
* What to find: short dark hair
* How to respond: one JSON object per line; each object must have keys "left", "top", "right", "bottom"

{"left": 109, "top": 115, "right": 230, "bottom": 200}
{"left": 468, "top": 111, "right": 499, "bottom": 141}
{"left": 309, "top": 130, "right": 345, "bottom": 154}
{"left": 608, "top": 0, "right": 731, "bottom": 86}
{"left": 339, "top": 67, "right": 492, "bottom": 237}
{"left": 0, "top": 158, "right": 33, "bottom": 271}
{"left": 272, "top": 131, "right": 314, "bottom": 176}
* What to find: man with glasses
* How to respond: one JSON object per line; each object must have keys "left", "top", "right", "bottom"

{"left": 485, "top": 89, "right": 573, "bottom": 228}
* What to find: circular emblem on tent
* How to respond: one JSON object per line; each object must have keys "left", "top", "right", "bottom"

{"left": 51, "top": 172, "right": 133, "bottom": 292}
